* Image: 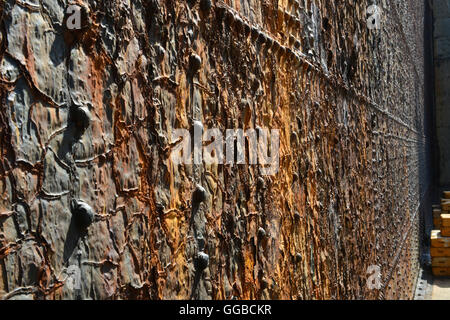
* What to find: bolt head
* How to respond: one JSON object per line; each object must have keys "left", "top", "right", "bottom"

{"left": 71, "top": 106, "right": 91, "bottom": 137}
{"left": 195, "top": 251, "right": 209, "bottom": 271}
{"left": 72, "top": 200, "right": 94, "bottom": 229}
{"left": 261, "top": 278, "right": 269, "bottom": 289}
{"left": 257, "top": 177, "right": 265, "bottom": 189}
{"left": 193, "top": 184, "right": 207, "bottom": 204}
{"left": 257, "top": 31, "right": 267, "bottom": 44}
{"left": 258, "top": 227, "right": 266, "bottom": 239}
{"left": 251, "top": 26, "right": 259, "bottom": 40}
{"left": 189, "top": 54, "right": 202, "bottom": 73}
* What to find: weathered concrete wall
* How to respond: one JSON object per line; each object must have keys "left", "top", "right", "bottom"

{"left": 0, "top": 0, "right": 429, "bottom": 300}
{"left": 434, "top": 0, "right": 450, "bottom": 186}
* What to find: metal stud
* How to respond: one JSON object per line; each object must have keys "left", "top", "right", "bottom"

{"left": 71, "top": 199, "right": 94, "bottom": 229}
{"left": 195, "top": 251, "right": 209, "bottom": 271}
{"left": 189, "top": 54, "right": 202, "bottom": 73}
{"left": 258, "top": 227, "right": 266, "bottom": 239}
{"left": 193, "top": 184, "right": 207, "bottom": 204}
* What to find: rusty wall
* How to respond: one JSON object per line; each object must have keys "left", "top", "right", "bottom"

{"left": 0, "top": 0, "right": 431, "bottom": 300}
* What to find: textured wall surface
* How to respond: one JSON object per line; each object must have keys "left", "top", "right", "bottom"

{"left": 434, "top": 0, "right": 450, "bottom": 186}
{"left": 0, "top": 0, "right": 431, "bottom": 300}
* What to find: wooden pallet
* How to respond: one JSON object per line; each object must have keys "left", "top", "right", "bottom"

{"left": 441, "top": 200, "right": 450, "bottom": 211}
{"left": 432, "top": 257, "right": 450, "bottom": 267}
{"left": 434, "top": 218, "right": 442, "bottom": 229}
{"left": 442, "top": 227, "right": 450, "bottom": 237}
{"left": 434, "top": 208, "right": 442, "bottom": 219}
{"left": 442, "top": 214, "right": 450, "bottom": 227}
{"left": 431, "top": 247, "right": 450, "bottom": 257}
{"left": 431, "top": 230, "right": 450, "bottom": 247}
{"left": 433, "top": 267, "right": 450, "bottom": 276}
{"left": 430, "top": 199, "right": 450, "bottom": 275}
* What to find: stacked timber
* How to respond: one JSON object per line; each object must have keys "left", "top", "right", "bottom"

{"left": 431, "top": 192, "right": 450, "bottom": 276}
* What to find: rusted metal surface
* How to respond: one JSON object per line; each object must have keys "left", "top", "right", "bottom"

{"left": 0, "top": 0, "right": 430, "bottom": 299}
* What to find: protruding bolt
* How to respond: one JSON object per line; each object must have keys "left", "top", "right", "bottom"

{"left": 296, "top": 252, "right": 302, "bottom": 262}
{"left": 195, "top": 251, "right": 209, "bottom": 271}
{"left": 243, "top": 23, "right": 251, "bottom": 37}
{"left": 189, "top": 54, "right": 202, "bottom": 73}
{"left": 294, "top": 211, "right": 300, "bottom": 220}
{"left": 257, "top": 31, "right": 267, "bottom": 44}
{"left": 155, "top": 44, "right": 165, "bottom": 57}
{"left": 258, "top": 227, "right": 266, "bottom": 239}
{"left": 155, "top": 202, "right": 164, "bottom": 214}
{"left": 235, "top": 16, "right": 244, "bottom": 32}
{"left": 261, "top": 278, "right": 269, "bottom": 289}
{"left": 71, "top": 106, "right": 91, "bottom": 138}
{"left": 252, "top": 79, "right": 261, "bottom": 92}
{"left": 257, "top": 177, "right": 265, "bottom": 189}
{"left": 251, "top": 26, "right": 259, "bottom": 41}
{"left": 290, "top": 131, "right": 299, "bottom": 145}
{"left": 193, "top": 184, "right": 207, "bottom": 204}
{"left": 71, "top": 199, "right": 94, "bottom": 229}
{"left": 265, "top": 36, "right": 274, "bottom": 49}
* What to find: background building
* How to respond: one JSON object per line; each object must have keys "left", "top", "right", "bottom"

{"left": 0, "top": 0, "right": 436, "bottom": 299}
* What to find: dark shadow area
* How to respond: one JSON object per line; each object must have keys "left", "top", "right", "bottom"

{"left": 433, "top": 277, "right": 450, "bottom": 289}
{"left": 49, "top": 35, "right": 67, "bottom": 67}
{"left": 57, "top": 120, "right": 77, "bottom": 162}
{"left": 57, "top": 104, "right": 90, "bottom": 165}
{"left": 63, "top": 213, "right": 87, "bottom": 265}
{"left": 189, "top": 271, "right": 202, "bottom": 300}
{"left": 419, "top": 0, "right": 438, "bottom": 265}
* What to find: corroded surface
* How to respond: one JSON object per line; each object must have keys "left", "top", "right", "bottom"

{"left": 0, "top": 0, "right": 429, "bottom": 299}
